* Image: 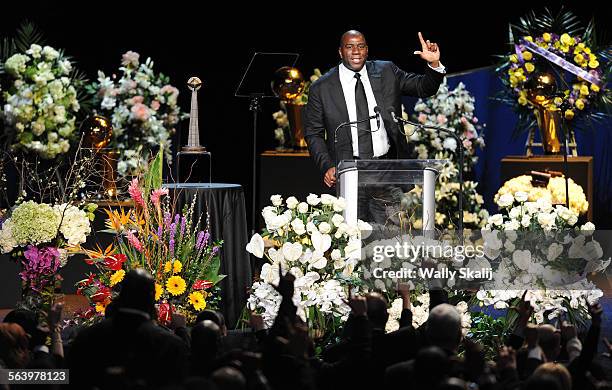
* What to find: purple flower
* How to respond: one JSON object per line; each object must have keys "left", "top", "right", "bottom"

{"left": 20, "top": 246, "right": 61, "bottom": 290}
{"left": 180, "top": 216, "right": 186, "bottom": 236}
{"left": 157, "top": 225, "right": 163, "bottom": 238}
{"left": 212, "top": 246, "right": 219, "bottom": 255}
{"left": 196, "top": 231, "right": 210, "bottom": 250}
{"left": 169, "top": 239, "right": 175, "bottom": 258}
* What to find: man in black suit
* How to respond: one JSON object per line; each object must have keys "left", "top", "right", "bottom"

{"left": 305, "top": 30, "right": 445, "bottom": 183}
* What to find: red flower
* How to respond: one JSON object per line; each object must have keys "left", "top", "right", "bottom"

{"left": 157, "top": 302, "right": 174, "bottom": 326}
{"left": 104, "top": 254, "right": 127, "bottom": 271}
{"left": 192, "top": 280, "right": 213, "bottom": 290}
{"left": 91, "top": 285, "right": 112, "bottom": 303}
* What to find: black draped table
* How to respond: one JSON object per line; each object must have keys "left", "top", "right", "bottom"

{"left": 163, "top": 183, "right": 252, "bottom": 327}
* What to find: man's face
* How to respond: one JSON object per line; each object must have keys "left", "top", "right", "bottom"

{"left": 339, "top": 34, "right": 368, "bottom": 71}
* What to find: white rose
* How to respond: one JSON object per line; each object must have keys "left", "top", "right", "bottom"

{"left": 513, "top": 250, "right": 532, "bottom": 271}
{"left": 497, "top": 193, "right": 514, "bottom": 208}
{"left": 306, "top": 221, "right": 317, "bottom": 235}
{"left": 537, "top": 212, "right": 556, "bottom": 229}
{"left": 504, "top": 220, "right": 520, "bottom": 231}
{"left": 489, "top": 214, "right": 504, "bottom": 226}
{"left": 318, "top": 222, "right": 332, "bottom": 234}
{"left": 270, "top": 195, "right": 283, "bottom": 206}
{"left": 509, "top": 207, "right": 521, "bottom": 220}
{"left": 331, "top": 214, "right": 344, "bottom": 227}
{"left": 321, "top": 194, "right": 335, "bottom": 205}
{"left": 331, "top": 249, "right": 342, "bottom": 261}
{"left": 581, "top": 222, "right": 595, "bottom": 236}
{"left": 536, "top": 198, "right": 553, "bottom": 213}
{"left": 567, "top": 214, "right": 578, "bottom": 227}
{"left": 291, "top": 219, "right": 306, "bottom": 235}
{"left": 246, "top": 233, "right": 264, "bottom": 258}
{"left": 306, "top": 194, "right": 320, "bottom": 206}
{"left": 521, "top": 215, "right": 532, "bottom": 228}
{"left": 297, "top": 202, "right": 309, "bottom": 213}
{"left": 308, "top": 251, "right": 327, "bottom": 269}
{"left": 286, "top": 196, "right": 299, "bottom": 209}
{"left": 514, "top": 191, "right": 528, "bottom": 202}
{"left": 333, "top": 197, "right": 346, "bottom": 212}
{"left": 524, "top": 202, "right": 538, "bottom": 215}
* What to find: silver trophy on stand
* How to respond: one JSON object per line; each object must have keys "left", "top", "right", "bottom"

{"left": 176, "top": 76, "right": 211, "bottom": 183}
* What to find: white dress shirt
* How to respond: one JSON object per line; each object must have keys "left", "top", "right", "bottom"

{"left": 338, "top": 62, "right": 445, "bottom": 157}
{"left": 339, "top": 63, "right": 389, "bottom": 158}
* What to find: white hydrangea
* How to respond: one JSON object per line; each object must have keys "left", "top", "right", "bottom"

{"left": 54, "top": 204, "right": 91, "bottom": 246}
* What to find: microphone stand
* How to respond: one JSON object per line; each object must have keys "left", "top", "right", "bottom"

{"left": 392, "top": 115, "right": 464, "bottom": 235}
{"left": 249, "top": 93, "right": 263, "bottom": 236}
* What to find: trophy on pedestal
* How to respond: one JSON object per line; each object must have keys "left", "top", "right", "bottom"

{"left": 176, "top": 77, "right": 211, "bottom": 183}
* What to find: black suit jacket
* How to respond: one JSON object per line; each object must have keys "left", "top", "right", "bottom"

{"left": 304, "top": 60, "right": 445, "bottom": 177}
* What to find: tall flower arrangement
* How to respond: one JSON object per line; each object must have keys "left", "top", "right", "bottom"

{"left": 402, "top": 80, "right": 488, "bottom": 229}
{"left": 88, "top": 51, "right": 186, "bottom": 177}
{"left": 246, "top": 193, "right": 368, "bottom": 334}
{"left": 1, "top": 43, "right": 83, "bottom": 159}
{"left": 73, "top": 152, "right": 224, "bottom": 324}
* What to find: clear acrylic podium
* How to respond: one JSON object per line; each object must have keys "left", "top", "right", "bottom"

{"left": 337, "top": 159, "right": 447, "bottom": 231}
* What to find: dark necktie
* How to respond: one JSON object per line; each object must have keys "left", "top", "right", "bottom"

{"left": 354, "top": 72, "right": 373, "bottom": 159}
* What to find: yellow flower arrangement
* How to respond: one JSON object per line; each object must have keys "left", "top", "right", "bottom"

{"left": 155, "top": 283, "right": 163, "bottom": 301}
{"left": 166, "top": 275, "right": 187, "bottom": 296}
{"left": 495, "top": 175, "right": 588, "bottom": 215}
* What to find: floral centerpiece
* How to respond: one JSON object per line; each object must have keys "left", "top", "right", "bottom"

{"left": 246, "top": 193, "right": 368, "bottom": 337}
{"left": 0, "top": 200, "right": 95, "bottom": 319}
{"left": 1, "top": 43, "right": 83, "bottom": 159}
{"left": 72, "top": 152, "right": 224, "bottom": 324}
{"left": 496, "top": 7, "right": 610, "bottom": 133}
{"left": 88, "top": 51, "right": 186, "bottom": 177}
{"left": 476, "top": 189, "right": 609, "bottom": 328}
{"left": 495, "top": 174, "right": 589, "bottom": 215}
{"left": 402, "top": 80, "right": 488, "bottom": 229}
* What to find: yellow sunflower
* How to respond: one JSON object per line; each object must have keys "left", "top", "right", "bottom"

{"left": 109, "top": 269, "right": 126, "bottom": 286}
{"left": 166, "top": 275, "right": 186, "bottom": 296}
{"left": 155, "top": 283, "right": 163, "bottom": 301}
{"left": 95, "top": 301, "right": 107, "bottom": 314}
{"left": 188, "top": 291, "right": 207, "bottom": 311}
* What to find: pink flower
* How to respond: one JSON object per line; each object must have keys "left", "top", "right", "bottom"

{"left": 126, "top": 230, "right": 144, "bottom": 252}
{"left": 418, "top": 113, "right": 428, "bottom": 124}
{"left": 121, "top": 51, "right": 140, "bottom": 68}
{"left": 436, "top": 114, "right": 448, "bottom": 125}
{"left": 151, "top": 188, "right": 169, "bottom": 208}
{"left": 151, "top": 100, "right": 161, "bottom": 111}
{"left": 128, "top": 96, "right": 144, "bottom": 105}
{"left": 128, "top": 178, "right": 145, "bottom": 207}
{"left": 130, "top": 102, "right": 150, "bottom": 122}
{"left": 472, "top": 116, "right": 478, "bottom": 124}
{"left": 460, "top": 117, "right": 468, "bottom": 125}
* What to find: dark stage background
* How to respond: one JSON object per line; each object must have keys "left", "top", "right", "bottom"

{"left": 1, "top": 1, "right": 610, "bottom": 232}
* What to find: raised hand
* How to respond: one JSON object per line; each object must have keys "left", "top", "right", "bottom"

{"left": 413, "top": 32, "right": 441, "bottom": 67}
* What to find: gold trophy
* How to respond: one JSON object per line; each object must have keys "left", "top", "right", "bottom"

{"left": 525, "top": 71, "right": 562, "bottom": 154}
{"left": 81, "top": 115, "right": 117, "bottom": 197}
{"left": 272, "top": 67, "right": 307, "bottom": 149}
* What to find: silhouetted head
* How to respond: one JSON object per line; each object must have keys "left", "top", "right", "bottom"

{"left": 115, "top": 268, "right": 156, "bottom": 318}
{"left": 365, "top": 292, "right": 388, "bottom": 329}
{"left": 524, "top": 373, "right": 564, "bottom": 390}
{"left": 191, "top": 320, "right": 222, "bottom": 360}
{"left": 196, "top": 310, "right": 227, "bottom": 336}
{"left": 0, "top": 323, "right": 30, "bottom": 368}
{"left": 534, "top": 363, "right": 571, "bottom": 390}
{"left": 3, "top": 308, "right": 45, "bottom": 348}
{"left": 538, "top": 324, "right": 561, "bottom": 361}
{"left": 427, "top": 304, "right": 462, "bottom": 352}
{"left": 211, "top": 366, "right": 246, "bottom": 390}
{"left": 414, "top": 346, "right": 449, "bottom": 385}
{"left": 339, "top": 30, "right": 368, "bottom": 71}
